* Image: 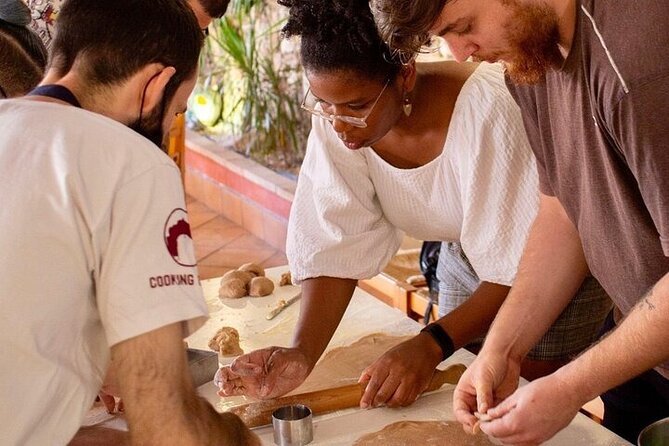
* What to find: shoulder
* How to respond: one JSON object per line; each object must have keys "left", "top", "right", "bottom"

{"left": 451, "top": 63, "right": 525, "bottom": 135}
{"left": 16, "top": 102, "right": 177, "bottom": 178}
{"left": 457, "top": 63, "right": 521, "bottom": 120}
{"left": 579, "top": 0, "right": 669, "bottom": 88}
{"left": 79, "top": 107, "right": 175, "bottom": 167}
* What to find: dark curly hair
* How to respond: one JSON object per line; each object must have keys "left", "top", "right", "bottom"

{"left": 279, "top": 0, "right": 402, "bottom": 81}
{"left": 197, "top": 0, "right": 230, "bottom": 19}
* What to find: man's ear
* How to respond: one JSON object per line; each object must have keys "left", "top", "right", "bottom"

{"left": 139, "top": 65, "right": 177, "bottom": 114}
{"left": 401, "top": 61, "right": 418, "bottom": 92}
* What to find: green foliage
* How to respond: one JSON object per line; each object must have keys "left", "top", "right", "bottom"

{"left": 191, "top": 0, "right": 308, "bottom": 170}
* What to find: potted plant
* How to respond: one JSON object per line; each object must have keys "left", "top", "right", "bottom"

{"left": 189, "top": 0, "right": 309, "bottom": 177}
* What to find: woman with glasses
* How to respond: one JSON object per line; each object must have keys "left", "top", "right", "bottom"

{"left": 217, "top": 0, "right": 611, "bottom": 408}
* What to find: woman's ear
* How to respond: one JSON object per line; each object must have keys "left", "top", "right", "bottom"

{"left": 139, "top": 65, "right": 176, "bottom": 114}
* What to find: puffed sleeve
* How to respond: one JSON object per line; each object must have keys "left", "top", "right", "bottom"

{"left": 287, "top": 117, "right": 403, "bottom": 283}
{"left": 456, "top": 66, "right": 540, "bottom": 285}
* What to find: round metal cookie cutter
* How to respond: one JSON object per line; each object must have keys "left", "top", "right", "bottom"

{"left": 272, "top": 404, "right": 313, "bottom": 446}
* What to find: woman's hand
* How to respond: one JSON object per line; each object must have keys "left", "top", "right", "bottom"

{"left": 215, "top": 347, "right": 311, "bottom": 399}
{"left": 358, "top": 333, "right": 443, "bottom": 408}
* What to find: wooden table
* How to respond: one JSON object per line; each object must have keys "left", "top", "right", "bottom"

{"left": 188, "top": 266, "right": 631, "bottom": 445}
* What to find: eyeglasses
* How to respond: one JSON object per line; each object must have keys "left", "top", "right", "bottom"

{"left": 300, "top": 79, "right": 390, "bottom": 128}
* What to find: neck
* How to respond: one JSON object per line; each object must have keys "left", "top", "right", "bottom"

{"left": 551, "top": 0, "right": 578, "bottom": 56}
{"left": 38, "top": 69, "right": 133, "bottom": 124}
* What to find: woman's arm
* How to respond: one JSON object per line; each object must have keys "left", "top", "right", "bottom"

{"left": 216, "top": 276, "right": 357, "bottom": 399}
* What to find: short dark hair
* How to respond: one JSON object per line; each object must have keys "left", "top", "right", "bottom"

{"left": 0, "top": 0, "right": 48, "bottom": 97}
{"left": 197, "top": 0, "right": 231, "bottom": 19}
{"left": 51, "top": 0, "right": 204, "bottom": 104}
{"left": 370, "top": 0, "right": 446, "bottom": 58}
{"left": 279, "top": 0, "right": 402, "bottom": 82}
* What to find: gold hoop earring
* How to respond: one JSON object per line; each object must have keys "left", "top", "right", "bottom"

{"left": 403, "top": 92, "right": 412, "bottom": 117}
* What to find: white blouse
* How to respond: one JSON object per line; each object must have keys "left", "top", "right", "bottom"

{"left": 287, "top": 63, "right": 538, "bottom": 286}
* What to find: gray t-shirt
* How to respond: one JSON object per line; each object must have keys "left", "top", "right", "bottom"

{"left": 507, "top": 0, "right": 669, "bottom": 377}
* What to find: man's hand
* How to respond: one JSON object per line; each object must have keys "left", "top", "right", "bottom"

{"left": 358, "top": 333, "right": 442, "bottom": 408}
{"left": 215, "top": 347, "right": 311, "bottom": 399}
{"left": 453, "top": 352, "right": 521, "bottom": 433}
{"left": 477, "top": 373, "right": 584, "bottom": 445}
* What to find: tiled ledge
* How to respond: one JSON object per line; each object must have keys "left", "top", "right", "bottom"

{"left": 184, "top": 130, "right": 295, "bottom": 252}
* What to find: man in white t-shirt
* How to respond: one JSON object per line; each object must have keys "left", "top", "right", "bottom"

{"left": 0, "top": 1, "right": 258, "bottom": 445}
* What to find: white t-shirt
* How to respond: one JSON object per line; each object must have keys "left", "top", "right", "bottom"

{"left": 0, "top": 100, "right": 208, "bottom": 445}
{"left": 287, "top": 63, "right": 538, "bottom": 286}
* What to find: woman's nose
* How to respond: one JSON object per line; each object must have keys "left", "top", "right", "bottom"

{"left": 331, "top": 117, "right": 353, "bottom": 133}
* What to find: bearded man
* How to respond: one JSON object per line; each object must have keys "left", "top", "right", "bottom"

{"left": 372, "top": 0, "right": 669, "bottom": 444}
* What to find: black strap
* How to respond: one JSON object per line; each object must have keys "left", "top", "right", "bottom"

{"left": 27, "top": 84, "right": 81, "bottom": 108}
{"left": 420, "top": 322, "right": 455, "bottom": 361}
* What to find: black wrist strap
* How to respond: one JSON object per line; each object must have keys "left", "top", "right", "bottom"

{"left": 420, "top": 323, "right": 455, "bottom": 361}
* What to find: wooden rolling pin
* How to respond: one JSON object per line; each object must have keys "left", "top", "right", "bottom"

{"left": 227, "top": 363, "right": 467, "bottom": 428}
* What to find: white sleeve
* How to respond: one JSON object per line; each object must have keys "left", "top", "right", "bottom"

{"left": 98, "top": 163, "right": 208, "bottom": 346}
{"left": 457, "top": 72, "right": 540, "bottom": 286}
{"left": 287, "top": 118, "right": 403, "bottom": 284}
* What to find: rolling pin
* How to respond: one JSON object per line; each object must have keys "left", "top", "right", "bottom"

{"left": 227, "top": 363, "right": 467, "bottom": 428}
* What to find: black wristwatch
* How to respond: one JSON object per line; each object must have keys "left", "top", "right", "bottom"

{"left": 420, "top": 322, "right": 455, "bottom": 361}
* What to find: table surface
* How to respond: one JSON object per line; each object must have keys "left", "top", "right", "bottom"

{"left": 188, "top": 266, "right": 631, "bottom": 446}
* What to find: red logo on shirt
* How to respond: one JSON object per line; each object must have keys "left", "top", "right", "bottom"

{"left": 164, "top": 208, "right": 196, "bottom": 267}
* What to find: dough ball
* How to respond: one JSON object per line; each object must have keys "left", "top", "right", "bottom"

{"left": 218, "top": 278, "right": 247, "bottom": 299}
{"left": 208, "top": 326, "right": 244, "bottom": 356}
{"left": 221, "top": 270, "right": 255, "bottom": 286}
{"left": 238, "top": 262, "right": 265, "bottom": 277}
{"left": 248, "top": 276, "right": 274, "bottom": 297}
{"left": 279, "top": 271, "right": 292, "bottom": 286}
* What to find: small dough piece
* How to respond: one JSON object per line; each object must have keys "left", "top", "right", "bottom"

{"left": 238, "top": 262, "right": 265, "bottom": 277}
{"left": 248, "top": 276, "right": 274, "bottom": 297}
{"left": 474, "top": 411, "right": 492, "bottom": 422}
{"left": 208, "top": 327, "right": 244, "bottom": 356}
{"left": 473, "top": 411, "right": 492, "bottom": 434}
{"left": 218, "top": 278, "right": 247, "bottom": 299}
{"left": 279, "top": 271, "right": 292, "bottom": 286}
{"left": 221, "top": 270, "right": 255, "bottom": 286}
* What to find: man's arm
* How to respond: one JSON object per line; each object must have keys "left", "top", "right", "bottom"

{"left": 478, "top": 254, "right": 669, "bottom": 445}
{"left": 113, "top": 322, "right": 258, "bottom": 445}
{"left": 481, "top": 193, "right": 589, "bottom": 364}
{"left": 454, "top": 193, "right": 589, "bottom": 428}
{"left": 560, "top": 272, "right": 669, "bottom": 402}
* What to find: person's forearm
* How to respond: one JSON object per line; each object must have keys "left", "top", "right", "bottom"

{"left": 291, "top": 276, "right": 357, "bottom": 368}
{"left": 483, "top": 194, "right": 589, "bottom": 361}
{"left": 186, "top": 397, "right": 258, "bottom": 445}
{"left": 115, "top": 323, "right": 257, "bottom": 445}
{"left": 436, "top": 281, "right": 510, "bottom": 349}
{"left": 558, "top": 271, "right": 669, "bottom": 403}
